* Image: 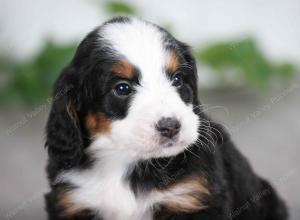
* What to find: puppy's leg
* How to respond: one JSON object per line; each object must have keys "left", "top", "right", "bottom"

{"left": 45, "top": 192, "right": 69, "bottom": 220}
{"left": 45, "top": 191, "right": 99, "bottom": 220}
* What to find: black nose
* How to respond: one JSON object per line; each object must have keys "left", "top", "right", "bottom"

{"left": 156, "top": 117, "right": 181, "bottom": 138}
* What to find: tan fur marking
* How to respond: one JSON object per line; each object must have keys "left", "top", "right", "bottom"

{"left": 111, "top": 60, "right": 134, "bottom": 79}
{"left": 160, "top": 177, "right": 209, "bottom": 213}
{"left": 85, "top": 113, "right": 111, "bottom": 136}
{"left": 167, "top": 50, "right": 180, "bottom": 73}
{"left": 57, "top": 192, "right": 84, "bottom": 216}
{"left": 66, "top": 100, "right": 79, "bottom": 127}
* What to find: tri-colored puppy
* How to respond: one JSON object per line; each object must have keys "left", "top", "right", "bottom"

{"left": 45, "top": 17, "right": 287, "bottom": 220}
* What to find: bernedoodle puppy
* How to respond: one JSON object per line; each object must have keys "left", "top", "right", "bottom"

{"left": 45, "top": 17, "right": 287, "bottom": 220}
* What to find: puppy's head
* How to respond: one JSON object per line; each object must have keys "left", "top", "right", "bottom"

{"left": 47, "top": 17, "right": 200, "bottom": 165}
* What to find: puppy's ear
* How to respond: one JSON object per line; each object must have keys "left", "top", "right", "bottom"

{"left": 179, "top": 42, "right": 197, "bottom": 75}
{"left": 177, "top": 41, "right": 199, "bottom": 105}
{"left": 45, "top": 66, "right": 83, "bottom": 170}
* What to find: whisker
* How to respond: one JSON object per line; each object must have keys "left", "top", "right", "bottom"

{"left": 184, "top": 146, "right": 201, "bottom": 159}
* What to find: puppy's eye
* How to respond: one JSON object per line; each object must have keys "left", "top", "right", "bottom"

{"left": 113, "top": 82, "right": 132, "bottom": 97}
{"left": 172, "top": 73, "right": 183, "bottom": 88}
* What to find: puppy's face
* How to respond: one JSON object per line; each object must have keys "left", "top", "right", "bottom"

{"left": 76, "top": 18, "right": 199, "bottom": 160}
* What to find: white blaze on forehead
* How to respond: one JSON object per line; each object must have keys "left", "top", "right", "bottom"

{"left": 101, "top": 18, "right": 167, "bottom": 85}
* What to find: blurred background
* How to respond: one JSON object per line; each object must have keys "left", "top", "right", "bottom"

{"left": 0, "top": 0, "right": 299, "bottom": 219}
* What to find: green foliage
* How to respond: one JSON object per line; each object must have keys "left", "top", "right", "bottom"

{"left": 0, "top": 41, "right": 77, "bottom": 105}
{"left": 195, "top": 38, "right": 296, "bottom": 88}
{"left": 273, "top": 62, "right": 295, "bottom": 77}
{"left": 105, "top": 1, "right": 136, "bottom": 15}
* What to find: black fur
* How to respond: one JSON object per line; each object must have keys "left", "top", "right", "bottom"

{"left": 45, "top": 17, "right": 287, "bottom": 220}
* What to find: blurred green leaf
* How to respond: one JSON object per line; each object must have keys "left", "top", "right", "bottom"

{"left": 195, "top": 38, "right": 297, "bottom": 88}
{"left": 105, "top": 1, "right": 136, "bottom": 15}
{"left": 0, "top": 40, "right": 77, "bottom": 105}
{"left": 273, "top": 62, "right": 295, "bottom": 77}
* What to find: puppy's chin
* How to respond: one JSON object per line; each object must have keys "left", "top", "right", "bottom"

{"left": 90, "top": 131, "right": 197, "bottom": 161}
{"left": 145, "top": 141, "right": 190, "bottom": 159}
{"left": 134, "top": 135, "right": 195, "bottom": 159}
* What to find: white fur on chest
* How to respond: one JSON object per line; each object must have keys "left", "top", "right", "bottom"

{"left": 57, "top": 149, "right": 205, "bottom": 220}
{"left": 58, "top": 151, "right": 153, "bottom": 220}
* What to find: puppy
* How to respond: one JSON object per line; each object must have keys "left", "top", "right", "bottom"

{"left": 45, "top": 17, "right": 287, "bottom": 220}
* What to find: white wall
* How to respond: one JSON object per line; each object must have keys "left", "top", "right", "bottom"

{"left": 1, "top": 0, "right": 300, "bottom": 63}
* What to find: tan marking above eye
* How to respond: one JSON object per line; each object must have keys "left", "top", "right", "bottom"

{"left": 167, "top": 50, "right": 180, "bottom": 74}
{"left": 158, "top": 176, "right": 209, "bottom": 213}
{"left": 111, "top": 60, "right": 135, "bottom": 79}
{"left": 85, "top": 113, "right": 111, "bottom": 137}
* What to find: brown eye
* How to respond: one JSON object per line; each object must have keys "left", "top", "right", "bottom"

{"left": 114, "top": 82, "right": 132, "bottom": 97}
{"left": 172, "top": 73, "right": 183, "bottom": 88}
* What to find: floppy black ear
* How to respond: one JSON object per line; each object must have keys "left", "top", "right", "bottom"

{"left": 45, "top": 66, "right": 83, "bottom": 172}
{"left": 178, "top": 42, "right": 197, "bottom": 75}
{"left": 177, "top": 41, "right": 199, "bottom": 106}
